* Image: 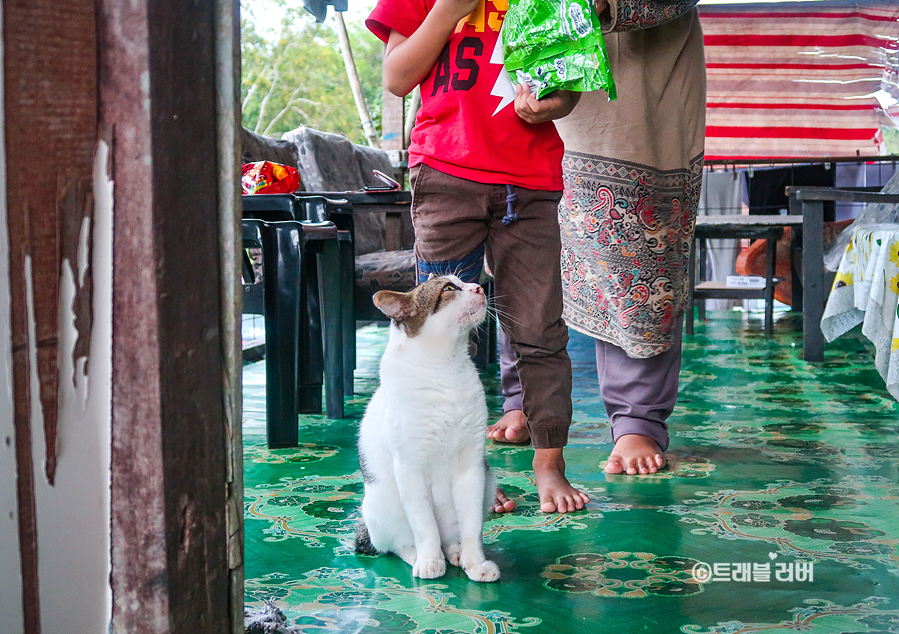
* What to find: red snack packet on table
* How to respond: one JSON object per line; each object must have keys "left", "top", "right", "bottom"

{"left": 241, "top": 161, "right": 301, "bottom": 195}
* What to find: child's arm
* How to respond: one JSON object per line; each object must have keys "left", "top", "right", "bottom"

{"left": 382, "top": 0, "right": 481, "bottom": 97}
{"left": 513, "top": 85, "right": 581, "bottom": 124}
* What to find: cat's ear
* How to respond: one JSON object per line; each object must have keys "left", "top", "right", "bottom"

{"left": 373, "top": 290, "right": 414, "bottom": 321}
{"left": 427, "top": 273, "right": 436, "bottom": 280}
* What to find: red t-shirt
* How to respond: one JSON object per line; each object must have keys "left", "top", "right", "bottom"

{"left": 367, "top": 0, "right": 563, "bottom": 191}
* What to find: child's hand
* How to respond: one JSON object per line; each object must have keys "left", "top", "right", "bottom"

{"left": 513, "top": 85, "right": 581, "bottom": 124}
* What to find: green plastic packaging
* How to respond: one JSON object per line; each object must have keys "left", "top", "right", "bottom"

{"left": 502, "top": 0, "right": 617, "bottom": 101}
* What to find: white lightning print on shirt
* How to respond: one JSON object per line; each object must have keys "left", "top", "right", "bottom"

{"left": 489, "top": 22, "right": 516, "bottom": 116}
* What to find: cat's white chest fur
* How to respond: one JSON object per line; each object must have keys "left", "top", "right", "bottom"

{"left": 376, "top": 344, "right": 486, "bottom": 448}
{"left": 355, "top": 275, "right": 499, "bottom": 583}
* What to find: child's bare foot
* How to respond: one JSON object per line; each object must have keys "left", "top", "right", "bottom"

{"left": 492, "top": 488, "right": 516, "bottom": 513}
{"left": 486, "top": 409, "right": 530, "bottom": 445}
{"left": 533, "top": 448, "right": 589, "bottom": 513}
{"left": 604, "top": 434, "right": 666, "bottom": 475}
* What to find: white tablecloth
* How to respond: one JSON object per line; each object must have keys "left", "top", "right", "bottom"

{"left": 821, "top": 224, "right": 899, "bottom": 400}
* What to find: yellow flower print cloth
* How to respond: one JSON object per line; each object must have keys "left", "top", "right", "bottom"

{"left": 821, "top": 225, "right": 899, "bottom": 400}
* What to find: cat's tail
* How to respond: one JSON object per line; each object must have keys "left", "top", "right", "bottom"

{"left": 354, "top": 520, "right": 378, "bottom": 555}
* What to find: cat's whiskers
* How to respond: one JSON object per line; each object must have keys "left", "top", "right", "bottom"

{"left": 486, "top": 304, "right": 523, "bottom": 327}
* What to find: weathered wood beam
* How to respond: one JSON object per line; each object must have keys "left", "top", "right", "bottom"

{"left": 214, "top": 0, "right": 246, "bottom": 631}
{"left": 100, "top": 0, "right": 232, "bottom": 631}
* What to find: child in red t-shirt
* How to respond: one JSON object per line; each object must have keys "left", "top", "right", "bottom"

{"left": 366, "top": 0, "right": 587, "bottom": 515}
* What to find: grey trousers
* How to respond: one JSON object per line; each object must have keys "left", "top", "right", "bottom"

{"left": 499, "top": 318, "right": 683, "bottom": 451}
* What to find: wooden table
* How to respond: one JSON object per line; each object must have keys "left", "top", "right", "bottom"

{"left": 786, "top": 186, "right": 899, "bottom": 362}
{"left": 690, "top": 215, "right": 804, "bottom": 335}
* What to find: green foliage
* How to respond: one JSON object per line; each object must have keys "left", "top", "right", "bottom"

{"left": 241, "top": 1, "right": 382, "bottom": 145}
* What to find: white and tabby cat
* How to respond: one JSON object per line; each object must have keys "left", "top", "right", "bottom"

{"left": 355, "top": 274, "right": 499, "bottom": 582}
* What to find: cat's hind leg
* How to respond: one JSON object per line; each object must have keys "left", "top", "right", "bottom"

{"left": 361, "top": 482, "right": 417, "bottom": 562}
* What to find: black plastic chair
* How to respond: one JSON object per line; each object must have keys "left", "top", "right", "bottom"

{"left": 295, "top": 195, "right": 357, "bottom": 394}
{"left": 241, "top": 218, "right": 344, "bottom": 448}
{"left": 244, "top": 194, "right": 356, "bottom": 394}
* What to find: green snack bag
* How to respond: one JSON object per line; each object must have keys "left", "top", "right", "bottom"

{"left": 502, "top": 0, "right": 616, "bottom": 101}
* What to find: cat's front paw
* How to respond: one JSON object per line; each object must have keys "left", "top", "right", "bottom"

{"left": 413, "top": 557, "right": 446, "bottom": 579}
{"left": 464, "top": 560, "right": 500, "bottom": 583}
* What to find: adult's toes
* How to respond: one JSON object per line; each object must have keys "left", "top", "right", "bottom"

{"left": 605, "top": 459, "right": 624, "bottom": 474}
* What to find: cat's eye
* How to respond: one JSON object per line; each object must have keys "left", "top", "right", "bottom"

{"left": 443, "top": 283, "right": 457, "bottom": 292}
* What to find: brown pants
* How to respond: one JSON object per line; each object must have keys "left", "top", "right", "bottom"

{"left": 410, "top": 163, "right": 571, "bottom": 448}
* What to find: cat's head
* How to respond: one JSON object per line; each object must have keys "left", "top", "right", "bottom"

{"left": 373, "top": 275, "right": 487, "bottom": 338}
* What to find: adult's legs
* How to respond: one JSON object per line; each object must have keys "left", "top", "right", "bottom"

{"left": 485, "top": 329, "right": 529, "bottom": 444}
{"left": 497, "top": 315, "right": 683, "bottom": 474}
{"left": 597, "top": 318, "right": 684, "bottom": 474}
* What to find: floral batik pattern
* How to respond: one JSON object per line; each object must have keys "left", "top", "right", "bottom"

{"left": 604, "top": 0, "right": 699, "bottom": 33}
{"left": 559, "top": 151, "right": 703, "bottom": 358}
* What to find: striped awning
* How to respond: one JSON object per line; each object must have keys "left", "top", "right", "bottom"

{"left": 699, "top": 0, "right": 899, "bottom": 160}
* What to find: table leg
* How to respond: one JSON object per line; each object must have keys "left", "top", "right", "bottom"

{"left": 789, "top": 196, "right": 803, "bottom": 312}
{"left": 262, "top": 222, "right": 302, "bottom": 447}
{"left": 764, "top": 235, "right": 776, "bottom": 335}
{"left": 802, "top": 200, "right": 825, "bottom": 362}
{"left": 338, "top": 233, "right": 356, "bottom": 396}
{"left": 686, "top": 238, "right": 696, "bottom": 335}
{"left": 317, "top": 240, "right": 345, "bottom": 419}
{"left": 697, "top": 237, "right": 707, "bottom": 324}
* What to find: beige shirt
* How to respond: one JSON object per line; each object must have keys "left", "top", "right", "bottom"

{"left": 556, "top": 8, "right": 707, "bottom": 357}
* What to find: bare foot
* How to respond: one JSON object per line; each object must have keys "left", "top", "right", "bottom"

{"left": 604, "top": 434, "right": 666, "bottom": 475}
{"left": 486, "top": 409, "right": 530, "bottom": 445}
{"left": 492, "top": 487, "right": 516, "bottom": 513}
{"left": 533, "top": 448, "right": 589, "bottom": 513}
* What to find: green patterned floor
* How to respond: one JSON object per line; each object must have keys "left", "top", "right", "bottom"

{"left": 243, "top": 311, "right": 899, "bottom": 633}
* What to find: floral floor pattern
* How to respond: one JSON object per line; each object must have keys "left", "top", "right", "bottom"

{"left": 243, "top": 311, "right": 899, "bottom": 633}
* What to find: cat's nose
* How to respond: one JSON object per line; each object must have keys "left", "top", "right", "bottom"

{"left": 473, "top": 285, "right": 485, "bottom": 295}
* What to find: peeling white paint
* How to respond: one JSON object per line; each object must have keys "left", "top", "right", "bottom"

{"left": 30, "top": 141, "right": 113, "bottom": 634}
{"left": 77, "top": 214, "right": 90, "bottom": 289}
{"left": 0, "top": 0, "right": 26, "bottom": 627}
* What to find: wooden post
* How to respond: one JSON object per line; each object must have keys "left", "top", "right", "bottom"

{"left": 100, "top": 0, "right": 233, "bottom": 631}
{"left": 334, "top": 12, "right": 381, "bottom": 148}
{"left": 214, "top": 0, "right": 246, "bottom": 631}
